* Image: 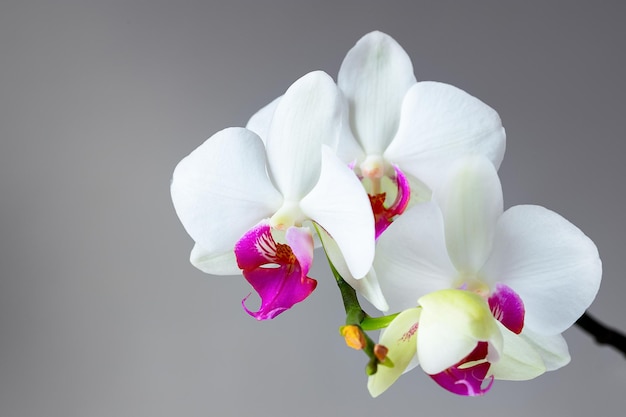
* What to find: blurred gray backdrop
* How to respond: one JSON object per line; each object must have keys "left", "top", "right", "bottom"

{"left": 1, "top": 1, "right": 625, "bottom": 416}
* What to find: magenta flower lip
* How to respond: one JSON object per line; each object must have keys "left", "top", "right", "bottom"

{"left": 236, "top": 220, "right": 317, "bottom": 320}
{"left": 430, "top": 342, "right": 494, "bottom": 396}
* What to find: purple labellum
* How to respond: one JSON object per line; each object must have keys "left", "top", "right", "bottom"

{"left": 369, "top": 165, "right": 411, "bottom": 239}
{"left": 235, "top": 220, "right": 316, "bottom": 320}
{"left": 429, "top": 342, "right": 494, "bottom": 396}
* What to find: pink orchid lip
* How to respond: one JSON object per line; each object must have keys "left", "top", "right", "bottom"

{"left": 488, "top": 283, "right": 525, "bottom": 334}
{"left": 235, "top": 220, "right": 316, "bottom": 320}
{"left": 429, "top": 342, "right": 494, "bottom": 396}
{"left": 368, "top": 165, "right": 411, "bottom": 239}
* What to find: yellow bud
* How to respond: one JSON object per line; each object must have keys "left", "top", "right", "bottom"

{"left": 340, "top": 325, "right": 366, "bottom": 350}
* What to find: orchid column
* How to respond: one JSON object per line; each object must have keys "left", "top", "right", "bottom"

{"left": 171, "top": 71, "right": 375, "bottom": 320}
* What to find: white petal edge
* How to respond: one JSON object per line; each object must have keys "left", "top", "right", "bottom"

{"left": 318, "top": 226, "right": 388, "bottom": 311}
{"left": 374, "top": 202, "right": 457, "bottom": 313}
{"left": 434, "top": 155, "right": 503, "bottom": 274}
{"left": 300, "top": 146, "right": 375, "bottom": 279}
{"left": 332, "top": 92, "right": 366, "bottom": 164}
{"left": 384, "top": 81, "right": 506, "bottom": 191}
{"left": 338, "top": 31, "right": 416, "bottom": 155}
{"left": 246, "top": 95, "right": 281, "bottom": 143}
{"left": 171, "top": 127, "right": 283, "bottom": 255}
{"left": 489, "top": 322, "right": 546, "bottom": 381}
{"left": 266, "top": 71, "right": 342, "bottom": 200}
{"left": 368, "top": 307, "right": 421, "bottom": 397}
{"left": 190, "top": 243, "right": 241, "bottom": 276}
{"left": 520, "top": 329, "right": 571, "bottom": 371}
{"left": 481, "top": 205, "right": 602, "bottom": 335}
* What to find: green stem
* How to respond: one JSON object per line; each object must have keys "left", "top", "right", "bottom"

{"left": 361, "top": 313, "right": 400, "bottom": 331}
{"left": 326, "top": 261, "right": 376, "bottom": 366}
{"left": 315, "top": 226, "right": 391, "bottom": 375}
{"left": 327, "top": 260, "right": 365, "bottom": 324}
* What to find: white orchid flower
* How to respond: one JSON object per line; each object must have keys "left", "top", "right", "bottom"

{"left": 248, "top": 32, "right": 506, "bottom": 311}
{"left": 367, "top": 155, "right": 601, "bottom": 396}
{"left": 171, "top": 71, "right": 375, "bottom": 320}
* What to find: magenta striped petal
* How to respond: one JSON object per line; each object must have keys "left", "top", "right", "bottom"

{"left": 429, "top": 342, "right": 494, "bottom": 396}
{"left": 235, "top": 220, "right": 316, "bottom": 320}
{"left": 488, "top": 283, "right": 525, "bottom": 334}
{"left": 369, "top": 165, "right": 411, "bottom": 238}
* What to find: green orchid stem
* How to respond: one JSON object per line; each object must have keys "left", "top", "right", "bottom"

{"left": 314, "top": 225, "right": 396, "bottom": 375}
{"left": 327, "top": 261, "right": 378, "bottom": 374}
{"left": 328, "top": 261, "right": 364, "bottom": 323}
{"left": 361, "top": 313, "right": 400, "bottom": 331}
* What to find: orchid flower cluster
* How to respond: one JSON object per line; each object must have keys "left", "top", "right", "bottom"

{"left": 170, "top": 31, "right": 602, "bottom": 397}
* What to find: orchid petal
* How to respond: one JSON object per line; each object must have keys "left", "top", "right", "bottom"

{"left": 285, "top": 226, "right": 314, "bottom": 275}
{"left": 429, "top": 342, "right": 494, "bottom": 396}
{"left": 338, "top": 31, "right": 416, "bottom": 154}
{"left": 384, "top": 81, "right": 506, "bottom": 191}
{"left": 481, "top": 205, "right": 602, "bottom": 334}
{"left": 342, "top": 270, "right": 389, "bottom": 312}
{"left": 246, "top": 95, "right": 281, "bottom": 142}
{"left": 190, "top": 243, "right": 240, "bottom": 276}
{"left": 333, "top": 94, "right": 366, "bottom": 164}
{"left": 171, "top": 127, "right": 282, "bottom": 255}
{"left": 417, "top": 289, "right": 502, "bottom": 375}
{"left": 489, "top": 322, "right": 546, "bottom": 381}
{"left": 374, "top": 202, "right": 456, "bottom": 312}
{"left": 520, "top": 329, "right": 571, "bottom": 371}
{"left": 434, "top": 155, "right": 503, "bottom": 274}
{"left": 301, "top": 146, "right": 375, "bottom": 279}
{"left": 266, "top": 71, "right": 342, "bottom": 200}
{"left": 368, "top": 307, "right": 421, "bottom": 397}
{"left": 317, "top": 227, "right": 388, "bottom": 311}
{"left": 345, "top": 268, "right": 389, "bottom": 312}
{"left": 235, "top": 221, "right": 316, "bottom": 320}
{"left": 488, "top": 283, "right": 525, "bottom": 334}
{"left": 404, "top": 171, "right": 433, "bottom": 205}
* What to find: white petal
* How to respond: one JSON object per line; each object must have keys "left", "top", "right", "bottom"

{"left": 367, "top": 308, "right": 421, "bottom": 397}
{"left": 520, "top": 329, "right": 570, "bottom": 371}
{"left": 338, "top": 31, "right": 416, "bottom": 154}
{"left": 333, "top": 93, "right": 366, "bottom": 164}
{"left": 417, "top": 289, "right": 502, "bottom": 374}
{"left": 481, "top": 205, "right": 602, "bottom": 335}
{"left": 384, "top": 81, "right": 506, "bottom": 191}
{"left": 434, "top": 156, "right": 503, "bottom": 274}
{"left": 245, "top": 95, "right": 281, "bottom": 142}
{"left": 266, "top": 71, "right": 342, "bottom": 200}
{"left": 346, "top": 268, "right": 389, "bottom": 312}
{"left": 190, "top": 243, "right": 241, "bottom": 276}
{"left": 490, "top": 322, "right": 546, "bottom": 381}
{"left": 404, "top": 171, "right": 433, "bottom": 205}
{"left": 374, "top": 202, "right": 456, "bottom": 313}
{"left": 318, "top": 226, "right": 388, "bottom": 311}
{"left": 171, "top": 127, "right": 282, "bottom": 255}
{"left": 300, "top": 146, "right": 375, "bottom": 279}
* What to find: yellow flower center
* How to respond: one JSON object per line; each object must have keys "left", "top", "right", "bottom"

{"left": 453, "top": 274, "right": 491, "bottom": 298}
{"left": 270, "top": 200, "right": 305, "bottom": 230}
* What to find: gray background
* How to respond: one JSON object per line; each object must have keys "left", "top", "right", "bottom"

{"left": 1, "top": 1, "right": 625, "bottom": 416}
